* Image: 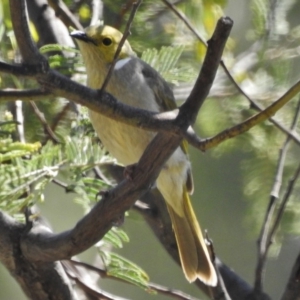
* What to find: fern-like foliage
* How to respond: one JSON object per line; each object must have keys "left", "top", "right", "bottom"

{"left": 141, "top": 46, "right": 197, "bottom": 84}
{"left": 0, "top": 131, "right": 112, "bottom": 214}
{"left": 98, "top": 227, "right": 153, "bottom": 292}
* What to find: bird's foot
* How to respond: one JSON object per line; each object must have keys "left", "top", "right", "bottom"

{"left": 123, "top": 164, "right": 137, "bottom": 181}
{"left": 96, "top": 189, "right": 109, "bottom": 201}
{"left": 112, "top": 214, "right": 125, "bottom": 227}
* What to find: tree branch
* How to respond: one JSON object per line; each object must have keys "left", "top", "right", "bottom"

{"left": 48, "top": 0, "right": 83, "bottom": 30}
{"left": 28, "top": 101, "right": 60, "bottom": 144}
{"left": 101, "top": 0, "right": 142, "bottom": 91}
{"left": 0, "top": 89, "right": 51, "bottom": 101}
{"left": 66, "top": 260, "right": 200, "bottom": 300}
{"left": 0, "top": 211, "right": 75, "bottom": 299}
{"left": 0, "top": 61, "right": 44, "bottom": 76}
{"left": 10, "top": 0, "right": 48, "bottom": 65}
{"left": 186, "top": 80, "right": 300, "bottom": 151}
{"left": 281, "top": 252, "right": 300, "bottom": 300}
{"left": 180, "top": 16, "right": 233, "bottom": 123}
{"left": 255, "top": 98, "right": 300, "bottom": 292}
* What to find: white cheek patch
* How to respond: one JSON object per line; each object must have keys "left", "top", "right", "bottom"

{"left": 114, "top": 57, "right": 132, "bottom": 70}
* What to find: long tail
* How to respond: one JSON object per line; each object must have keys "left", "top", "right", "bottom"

{"left": 166, "top": 190, "right": 217, "bottom": 285}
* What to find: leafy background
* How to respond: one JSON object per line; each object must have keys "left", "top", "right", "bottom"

{"left": 1, "top": 0, "right": 300, "bottom": 299}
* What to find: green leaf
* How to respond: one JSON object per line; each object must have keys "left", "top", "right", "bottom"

{"left": 141, "top": 46, "right": 196, "bottom": 84}
{"left": 102, "top": 227, "right": 130, "bottom": 249}
{"left": 100, "top": 251, "right": 152, "bottom": 292}
{"left": 39, "top": 44, "right": 79, "bottom": 54}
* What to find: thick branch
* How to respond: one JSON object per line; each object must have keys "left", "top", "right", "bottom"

{"left": 181, "top": 17, "right": 233, "bottom": 121}
{"left": 0, "top": 211, "right": 75, "bottom": 300}
{"left": 10, "top": 0, "right": 48, "bottom": 65}
{"left": 217, "top": 261, "right": 271, "bottom": 300}
{"left": 0, "top": 89, "right": 51, "bottom": 101}
{"left": 0, "top": 61, "right": 45, "bottom": 76}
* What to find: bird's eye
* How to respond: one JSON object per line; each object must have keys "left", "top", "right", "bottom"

{"left": 102, "top": 37, "right": 112, "bottom": 46}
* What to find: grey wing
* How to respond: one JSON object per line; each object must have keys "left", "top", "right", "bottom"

{"left": 139, "top": 59, "right": 195, "bottom": 194}
{"left": 139, "top": 59, "right": 177, "bottom": 112}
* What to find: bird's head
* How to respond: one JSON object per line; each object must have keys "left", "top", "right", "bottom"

{"left": 71, "top": 24, "right": 134, "bottom": 63}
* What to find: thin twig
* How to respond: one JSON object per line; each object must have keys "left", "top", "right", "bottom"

{"left": 52, "top": 178, "right": 69, "bottom": 190}
{"left": 29, "top": 101, "right": 60, "bottom": 144}
{"left": 101, "top": 0, "right": 142, "bottom": 92}
{"left": 67, "top": 270, "right": 127, "bottom": 300}
{"left": 146, "top": 0, "right": 185, "bottom": 22}
{"left": 220, "top": 60, "right": 300, "bottom": 146}
{"left": 68, "top": 260, "right": 199, "bottom": 300}
{"left": 147, "top": 282, "right": 199, "bottom": 300}
{"left": 192, "top": 79, "right": 300, "bottom": 151}
{"left": 254, "top": 97, "right": 300, "bottom": 292}
{"left": 270, "top": 99, "right": 300, "bottom": 200}
{"left": 93, "top": 166, "right": 113, "bottom": 186}
{"left": 48, "top": 0, "right": 83, "bottom": 30}
{"left": 204, "top": 233, "right": 232, "bottom": 300}
{"left": 50, "top": 101, "right": 77, "bottom": 133}
{"left": 270, "top": 163, "right": 300, "bottom": 247}
{"left": 14, "top": 100, "right": 26, "bottom": 143}
{"left": 113, "top": 0, "right": 137, "bottom": 29}
{"left": 161, "top": 0, "right": 207, "bottom": 46}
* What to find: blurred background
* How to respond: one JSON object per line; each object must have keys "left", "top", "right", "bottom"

{"left": 1, "top": 0, "right": 300, "bottom": 299}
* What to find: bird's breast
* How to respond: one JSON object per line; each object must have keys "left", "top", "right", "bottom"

{"left": 89, "top": 110, "right": 155, "bottom": 165}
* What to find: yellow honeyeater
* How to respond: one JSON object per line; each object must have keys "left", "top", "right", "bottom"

{"left": 71, "top": 24, "right": 217, "bottom": 286}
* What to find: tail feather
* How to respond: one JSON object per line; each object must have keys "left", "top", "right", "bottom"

{"left": 166, "top": 190, "right": 217, "bottom": 286}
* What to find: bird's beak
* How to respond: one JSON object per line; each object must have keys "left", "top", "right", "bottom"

{"left": 70, "top": 30, "right": 96, "bottom": 46}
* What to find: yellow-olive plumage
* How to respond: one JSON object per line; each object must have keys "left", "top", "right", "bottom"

{"left": 71, "top": 25, "right": 217, "bottom": 285}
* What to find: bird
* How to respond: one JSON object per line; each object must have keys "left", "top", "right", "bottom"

{"left": 71, "top": 24, "right": 217, "bottom": 286}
